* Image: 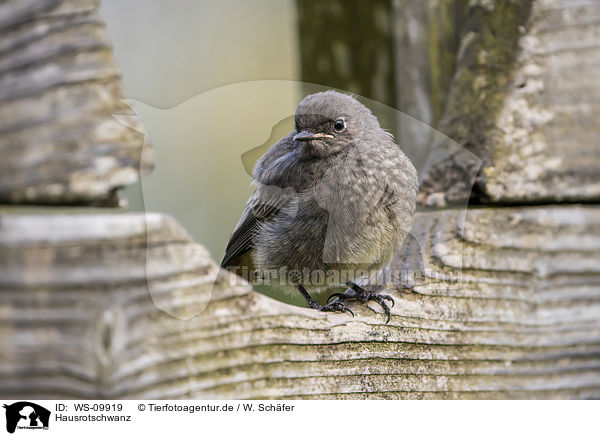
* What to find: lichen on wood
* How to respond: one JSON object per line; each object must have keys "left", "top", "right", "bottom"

{"left": 1, "top": 205, "right": 598, "bottom": 399}
{"left": 420, "top": 0, "right": 534, "bottom": 204}
{"left": 420, "top": 0, "right": 600, "bottom": 205}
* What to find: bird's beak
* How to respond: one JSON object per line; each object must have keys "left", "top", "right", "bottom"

{"left": 293, "top": 131, "right": 333, "bottom": 141}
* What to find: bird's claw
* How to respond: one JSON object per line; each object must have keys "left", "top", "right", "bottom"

{"left": 373, "top": 295, "right": 393, "bottom": 324}
{"left": 326, "top": 292, "right": 346, "bottom": 304}
{"left": 319, "top": 301, "right": 354, "bottom": 318}
{"left": 327, "top": 289, "right": 395, "bottom": 324}
{"left": 380, "top": 294, "right": 395, "bottom": 308}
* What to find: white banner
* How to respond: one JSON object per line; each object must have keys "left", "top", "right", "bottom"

{"left": 0, "top": 400, "right": 596, "bottom": 436}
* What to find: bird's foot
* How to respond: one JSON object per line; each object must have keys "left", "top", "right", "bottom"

{"left": 296, "top": 284, "right": 354, "bottom": 318}
{"left": 327, "top": 283, "right": 395, "bottom": 324}
{"left": 308, "top": 299, "right": 354, "bottom": 317}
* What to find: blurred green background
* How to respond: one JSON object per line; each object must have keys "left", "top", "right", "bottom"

{"left": 100, "top": 0, "right": 301, "bottom": 262}
{"left": 99, "top": 0, "right": 456, "bottom": 268}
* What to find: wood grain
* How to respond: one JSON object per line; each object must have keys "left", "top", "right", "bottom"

{"left": 0, "top": 0, "right": 153, "bottom": 205}
{"left": 1, "top": 205, "right": 598, "bottom": 399}
{"left": 420, "top": 0, "right": 600, "bottom": 205}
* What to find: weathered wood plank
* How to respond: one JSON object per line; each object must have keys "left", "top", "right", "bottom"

{"left": 1, "top": 205, "right": 598, "bottom": 399}
{"left": 420, "top": 0, "right": 600, "bottom": 205}
{"left": 0, "top": 0, "right": 153, "bottom": 205}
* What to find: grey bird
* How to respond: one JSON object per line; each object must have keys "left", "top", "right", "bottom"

{"left": 221, "top": 90, "right": 418, "bottom": 323}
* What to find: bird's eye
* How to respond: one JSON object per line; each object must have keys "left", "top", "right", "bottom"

{"left": 333, "top": 118, "right": 346, "bottom": 133}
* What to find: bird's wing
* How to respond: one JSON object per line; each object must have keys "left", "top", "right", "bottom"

{"left": 221, "top": 185, "right": 295, "bottom": 268}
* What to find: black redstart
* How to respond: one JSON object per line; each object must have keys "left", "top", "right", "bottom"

{"left": 222, "top": 90, "right": 418, "bottom": 323}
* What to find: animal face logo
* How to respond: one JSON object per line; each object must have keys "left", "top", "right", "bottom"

{"left": 3, "top": 402, "right": 50, "bottom": 434}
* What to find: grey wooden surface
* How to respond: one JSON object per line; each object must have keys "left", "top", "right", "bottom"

{"left": 0, "top": 0, "right": 152, "bottom": 205}
{"left": 420, "top": 0, "right": 600, "bottom": 205}
{"left": 1, "top": 206, "right": 598, "bottom": 399}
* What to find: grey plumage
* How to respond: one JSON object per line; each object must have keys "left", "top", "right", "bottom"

{"left": 222, "top": 90, "right": 418, "bottom": 319}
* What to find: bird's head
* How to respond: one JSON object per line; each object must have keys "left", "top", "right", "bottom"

{"left": 293, "top": 90, "right": 381, "bottom": 159}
